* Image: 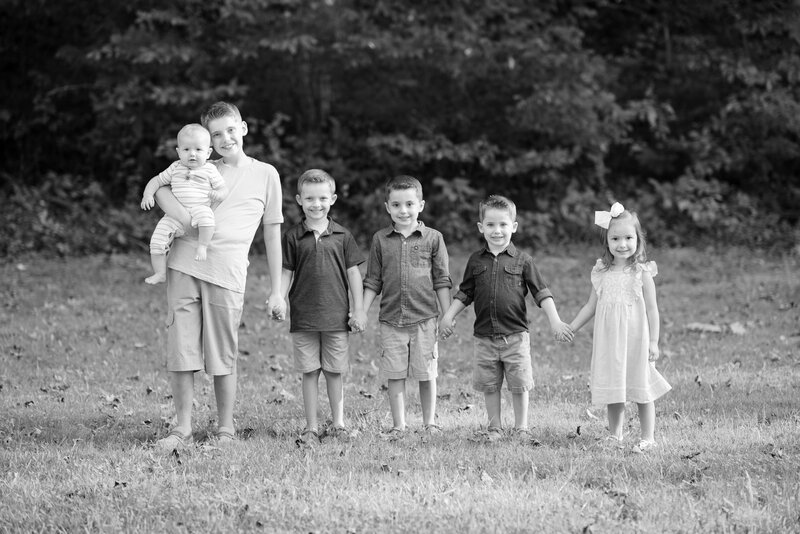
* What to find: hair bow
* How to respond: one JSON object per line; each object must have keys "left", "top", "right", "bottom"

{"left": 594, "top": 202, "right": 624, "bottom": 229}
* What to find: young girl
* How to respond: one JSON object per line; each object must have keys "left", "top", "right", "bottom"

{"left": 568, "top": 202, "right": 671, "bottom": 452}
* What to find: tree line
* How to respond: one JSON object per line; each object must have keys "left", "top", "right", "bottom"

{"left": 1, "top": 0, "right": 798, "bottom": 256}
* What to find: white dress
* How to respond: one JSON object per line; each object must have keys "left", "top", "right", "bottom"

{"left": 589, "top": 259, "right": 671, "bottom": 405}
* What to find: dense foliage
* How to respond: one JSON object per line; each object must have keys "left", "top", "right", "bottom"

{"left": 2, "top": 0, "right": 798, "bottom": 255}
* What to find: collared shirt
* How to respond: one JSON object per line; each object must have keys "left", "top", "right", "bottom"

{"left": 363, "top": 222, "right": 452, "bottom": 327}
{"left": 454, "top": 242, "right": 553, "bottom": 338}
{"left": 282, "top": 217, "right": 364, "bottom": 332}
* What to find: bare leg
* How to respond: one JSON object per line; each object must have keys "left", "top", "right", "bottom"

{"left": 387, "top": 378, "right": 406, "bottom": 430}
{"left": 196, "top": 225, "right": 214, "bottom": 261}
{"left": 484, "top": 390, "right": 502, "bottom": 430}
{"left": 146, "top": 254, "right": 168, "bottom": 285}
{"left": 302, "top": 370, "right": 321, "bottom": 431}
{"left": 170, "top": 371, "right": 195, "bottom": 434}
{"left": 512, "top": 390, "right": 529, "bottom": 429}
{"left": 607, "top": 402, "right": 626, "bottom": 439}
{"left": 214, "top": 368, "right": 237, "bottom": 432}
{"left": 637, "top": 402, "right": 655, "bottom": 442}
{"left": 419, "top": 379, "right": 436, "bottom": 426}
{"left": 323, "top": 370, "right": 344, "bottom": 428}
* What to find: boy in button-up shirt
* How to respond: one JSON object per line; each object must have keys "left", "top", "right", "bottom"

{"left": 362, "top": 175, "right": 452, "bottom": 437}
{"left": 440, "top": 195, "right": 573, "bottom": 441}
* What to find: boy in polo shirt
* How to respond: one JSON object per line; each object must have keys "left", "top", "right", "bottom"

{"left": 440, "top": 195, "right": 573, "bottom": 441}
{"left": 152, "top": 102, "right": 285, "bottom": 449}
{"left": 362, "top": 175, "right": 452, "bottom": 437}
{"left": 280, "top": 169, "right": 366, "bottom": 444}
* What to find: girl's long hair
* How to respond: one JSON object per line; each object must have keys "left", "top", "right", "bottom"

{"left": 598, "top": 210, "right": 648, "bottom": 270}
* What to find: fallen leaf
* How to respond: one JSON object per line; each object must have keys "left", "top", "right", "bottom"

{"left": 686, "top": 322, "right": 723, "bottom": 333}
{"left": 729, "top": 322, "right": 746, "bottom": 335}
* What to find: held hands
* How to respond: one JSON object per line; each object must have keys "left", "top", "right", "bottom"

{"left": 348, "top": 309, "right": 367, "bottom": 334}
{"left": 439, "top": 315, "right": 456, "bottom": 340}
{"left": 648, "top": 341, "right": 660, "bottom": 362}
{"left": 552, "top": 321, "right": 574, "bottom": 343}
{"left": 268, "top": 294, "right": 286, "bottom": 322}
{"left": 141, "top": 195, "right": 155, "bottom": 210}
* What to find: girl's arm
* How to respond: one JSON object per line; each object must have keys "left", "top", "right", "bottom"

{"left": 641, "top": 271, "right": 660, "bottom": 361}
{"left": 569, "top": 289, "right": 598, "bottom": 334}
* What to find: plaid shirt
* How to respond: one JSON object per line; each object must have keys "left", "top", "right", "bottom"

{"left": 363, "top": 222, "right": 452, "bottom": 327}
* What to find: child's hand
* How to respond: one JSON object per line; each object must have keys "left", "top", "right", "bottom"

{"left": 141, "top": 195, "right": 155, "bottom": 210}
{"left": 267, "top": 295, "right": 286, "bottom": 321}
{"left": 348, "top": 309, "right": 367, "bottom": 333}
{"left": 648, "top": 341, "right": 660, "bottom": 361}
{"left": 208, "top": 190, "right": 223, "bottom": 202}
{"left": 439, "top": 316, "right": 456, "bottom": 340}
{"left": 552, "top": 321, "right": 574, "bottom": 343}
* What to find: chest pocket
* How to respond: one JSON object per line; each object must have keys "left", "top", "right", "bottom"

{"left": 471, "top": 265, "right": 488, "bottom": 280}
{"left": 503, "top": 264, "right": 524, "bottom": 288}
{"left": 411, "top": 243, "right": 432, "bottom": 268}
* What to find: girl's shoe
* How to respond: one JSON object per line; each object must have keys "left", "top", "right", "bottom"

{"left": 156, "top": 429, "right": 194, "bottom": 450}
{"left": 632, "top": 439, "right": 657, "bottom": 453}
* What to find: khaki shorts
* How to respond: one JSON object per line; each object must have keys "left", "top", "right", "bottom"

{"left": 379, "top": 318, "right": 438, "bottom": 381}
{"left": 292, "top": 331, "right": 350, "bottom": 374}
{"left": 166, "top": 269, "right": 244, "bottom": 375}
{"left": 472, "top": 332, "right": 533, "bottom": 393}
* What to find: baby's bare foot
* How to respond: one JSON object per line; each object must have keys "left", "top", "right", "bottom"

{"left": 195, "top": 245, "right": 208, "bottom": 261}
{"left": 145, "top": 272, "right": 166, "bottom": 285}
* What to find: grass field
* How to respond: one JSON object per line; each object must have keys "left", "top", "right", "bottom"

{"left": 1, "top": 248, "right": 798, "bottom": 532}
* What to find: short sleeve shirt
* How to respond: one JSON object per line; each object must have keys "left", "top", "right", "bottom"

{"left": 167, "top": 157, "right": 283, "bottom": 293}
{"left": 454, "top": 243, "right": 553, "bottom": 337}
{"left": 282, "top": 218, "right": 365, "bottom": 332}
{"left": 362, "top": 222, "right": 452, "bottom": 327}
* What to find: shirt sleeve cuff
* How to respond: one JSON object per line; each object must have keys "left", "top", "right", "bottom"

{"left": 454, "top": 291, "right": 473, "bottom": 306}
{"left": 532, "top": 288, "right": 553, "bottom": 307}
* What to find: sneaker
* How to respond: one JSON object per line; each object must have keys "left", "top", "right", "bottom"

{"left": 632, "top": 439, "right": 657, "bottom": 453}
{"left": 156, "top": 428, "right": 194, "bottom": 451}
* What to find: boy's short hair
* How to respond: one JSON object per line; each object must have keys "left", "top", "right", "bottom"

{"left": 297, "top": 169, "right": 336, "bottom": 194}
{"left": 200, "top": 101, "right": 243, "bottom": 129}
{"left": 177, "top": 123, "right": 210, "bottom": 144}
{"left": 385, "top": 175, "right": 423, "bottom": 201}
{"left": 479, "top": 195, "right": 517, "bottom": 222}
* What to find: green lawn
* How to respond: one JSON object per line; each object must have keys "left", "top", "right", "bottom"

{"left": 0, "top": 248, "right": 798, "bottom": 532}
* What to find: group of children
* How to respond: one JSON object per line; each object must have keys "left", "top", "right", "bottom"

{"left": 141, "top": 102, "right": 670, "bottom": 453}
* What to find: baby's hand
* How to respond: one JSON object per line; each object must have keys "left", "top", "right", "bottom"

{"left": 648, "top": 341, "right": 660, "bottom": 362}
{"left": 141, "top": 196, "right": 155, "bottom": 210}
{"left": 208, "top": 190, "right": 222, "bottom": 201}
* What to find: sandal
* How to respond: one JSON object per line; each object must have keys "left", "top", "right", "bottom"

{"left": 215, "top": 427, "right": 237, "bottom": 445}
{"left": 632, "top": 439, "right": 657, "bottom": 453}
{"left": 380, "top": 427, "right": 405, "bottom": 441}
{"left": 156, "top": 428, "right": 194, "bottom": 450}
{"left": 326, "top": 426, "right": 351, "bottom": 439}
{"left": 297, "top": 428, "right": 320, "bottom": 446}
{"left": 423, "top": 423, "right": 443, "bottom": 434}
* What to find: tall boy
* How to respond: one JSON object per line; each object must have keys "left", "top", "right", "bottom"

{"left": 280, "top": 169, "right": 366, "bottom": 444}
{"left": 440, "top": 195, "right": 572, "bottom": 440}
{"left": 362, "top": 175, "right": 452, "bottom": 436}
{"left": 153, "top": 102, "right": 284, "bottom": 449}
